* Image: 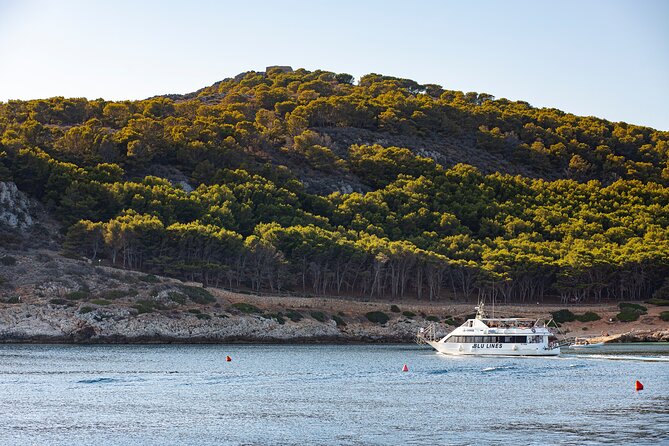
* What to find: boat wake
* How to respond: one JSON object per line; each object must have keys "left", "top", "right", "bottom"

{"left": 575, "top": 354, "right": 669, "bottom": 363}
{"left": 76, "top": 377, "right": 119, "bottom": 384}
{"left": 481, "top": 365, "right": 515, "bottom": 372}
{"left": 567, "top": 363, "right": 587, "bottom": 369}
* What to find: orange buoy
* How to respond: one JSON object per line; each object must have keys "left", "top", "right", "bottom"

{"left": 635, "top": 380, "right": 644, "bottom": 391}
{"left": 402, "top": 364, "right": 409, "bottom": 372}
{"left": 226, "top": 355, "right": 232, "bottom": 362}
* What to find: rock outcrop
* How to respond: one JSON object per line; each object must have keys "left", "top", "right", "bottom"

{"left": 587, "top": 329, "right": 669, "bottom": 344}
{"left": 0, "top": 182, "right": 34, "bottom": 230}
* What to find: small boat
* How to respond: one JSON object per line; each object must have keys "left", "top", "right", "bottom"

{"left": 418, "top": 302, "right": 560, "bottom": 356}
{"left": 568, "top": 338, "right": 605, "bottom": 349}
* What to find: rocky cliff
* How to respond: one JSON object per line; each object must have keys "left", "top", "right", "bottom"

{"left": 0, "top": 182, "right": 34, "bottom": 230}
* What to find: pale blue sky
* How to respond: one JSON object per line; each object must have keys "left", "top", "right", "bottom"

{"left": 1, "top": 0, "right": 668, "bottom": 130}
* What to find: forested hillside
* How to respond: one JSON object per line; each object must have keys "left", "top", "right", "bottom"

{"left": 1, "top": 67, "right": 668, "bottom": 304}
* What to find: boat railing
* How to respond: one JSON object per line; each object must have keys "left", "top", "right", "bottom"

{"left": 416, "top": 323, "right": 438, "bottom": 344}
{"left": 557, "top": 337, "right": 576, "bottom": 348}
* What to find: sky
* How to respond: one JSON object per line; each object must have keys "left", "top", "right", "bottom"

{"left": 0, "top": 0, "right": 668, "bottom": 130}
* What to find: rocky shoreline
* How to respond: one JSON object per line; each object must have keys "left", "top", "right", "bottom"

{"left": 0, "top": 303, "right": 431, "bottom": 344}
{"left": 589, "top": 330, "right": 669, "bottom": 344}
{"left": 0, "top": 301, "right": 667, "bottom": 345}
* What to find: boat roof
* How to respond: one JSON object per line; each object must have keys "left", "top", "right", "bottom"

{"left": 476, "top": 317, "right": 537, "bottom": 322}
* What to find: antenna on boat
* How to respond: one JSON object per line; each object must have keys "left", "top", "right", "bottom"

{"left": 475, "top": 300, "right": 486, "bottom": 319}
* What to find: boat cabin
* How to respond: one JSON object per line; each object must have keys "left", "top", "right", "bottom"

{"left": 464, "top": 318, "right": 538, "bottom": 329}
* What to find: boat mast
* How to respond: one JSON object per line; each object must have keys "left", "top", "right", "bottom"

{"left": 475, "top": 300, "right": 487, "bottom": 320}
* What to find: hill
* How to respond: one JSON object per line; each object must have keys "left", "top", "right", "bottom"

{"left": 1, "top": 67, "right": 669, "bottom": 308}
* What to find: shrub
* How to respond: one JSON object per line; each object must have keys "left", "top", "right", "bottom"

{"left": 425, "top": 315, "right": 439, "bottom": 322}
{"left": 619, "top": 302, "right": 647, "bottom": 313}
{"left": 90, "top": 299, "right": 111, "bottom": 306}
{"left": 232, "top": 302, "right": 261, "bottom": 314}
{"left": 310, "top": 311, "right": 327, "bottom": 322}
{"left": 616, "top": 308, "right": 641, "bottom": 322}
{"left": 0, "top": 256, "right": 17, "bottom": 266}
{"left": 50, "top": 298, "right": 70, "bottom": 306}
{"left": 332, "top": 315, "right": 347, "bottom": 327}
{"left": 196, "top": 313, "right": 211, "bottom": 320}
{"left": 390, "top": 305, "right": 400, "bottom": 313}
{"left": 187, "top": 308, "right": 201, "bottom": 314}
{"left": 79, "top": 306, "right": 94, "bottom": 314}
{"left": 168, "top": 292, "right": 187, "bottom": 305}
{"left": 575, "top": 312, "right": 601, "bottom": 322}
{"left": 267, "top": 313, "right": 286, "bottom": 325}
{"left": 402, "top": 311, "right": 416, "bottom": 318}
{"left": 119, "top": 273, "right": 139, "bottom": 283}
{"left": 180, "top": 286, "right": 216, "bottom": 305}
{"left": 3, "top": 296, "right": 20, "bottom": 304}
{"left": 98, "top": 289, "right": 132, "bottom": 300}
{"left": 35, "top": 253, "right": 52, "bottom": 263}
{"left": 0, "top": 275, "right": 6, "bottom": 285}
{"left": 646, "top": 298, "right": 669, "bottom": 306}
{"left": 660, "top": 311, "right": 669, "bottom": 322}
{"left": 365, "top": 311, "right": 389, "bottom": 324}
{"left": 133, "top": 300, "right": 165, "bottom": 314}
{"left": 66, "top": 290, "right": 90, "bottom": 300}
{"left": 444, "top": 318, "right": 458, "bottom": 326}
{"left": 140, "top": 274, "right": 160, "bottom": 283}
{"left": 286, "top": 310, "right": 303, "bottom": 322}
{"left": 133, "top": 303, "right": 152, "bottom": 314}
{"left": 551, "top": 309, "right": 576, "bottom": 323}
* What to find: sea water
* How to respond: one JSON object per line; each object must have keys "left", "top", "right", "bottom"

{"left": 0, "top": 343, "right": 667, "bottom": 445}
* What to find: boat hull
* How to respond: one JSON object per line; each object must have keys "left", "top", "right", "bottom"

{"left": 428, "top": 341, "right": 560, "bottom": 356}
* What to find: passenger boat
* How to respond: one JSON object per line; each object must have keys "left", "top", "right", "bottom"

{"left": 418, "top": 302, "right": 560, "bottom": 356}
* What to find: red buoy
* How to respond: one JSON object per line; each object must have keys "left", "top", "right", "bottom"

{"left": 635, "top": 380, "right": 644, "bottom": 391}
{"left": 226, "top": 355, "right": 232, "bottom": 362}
{"left": 402, "top": 364, "right": 409, "bottom": 372}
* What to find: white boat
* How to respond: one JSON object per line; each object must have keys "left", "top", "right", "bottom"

{"left": 418, "top": 302, "right": 560, "bottom": 356}
{"left": 567, "top": 338, "right": 605, "bottom": 349}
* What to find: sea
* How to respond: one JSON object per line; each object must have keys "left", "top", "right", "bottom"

{"left": 0, "top": 343, "right": 667, "bottom": 445}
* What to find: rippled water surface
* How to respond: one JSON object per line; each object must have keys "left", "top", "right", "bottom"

{"left": 0, "top": 343, "right": 667, "bottom": 445}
